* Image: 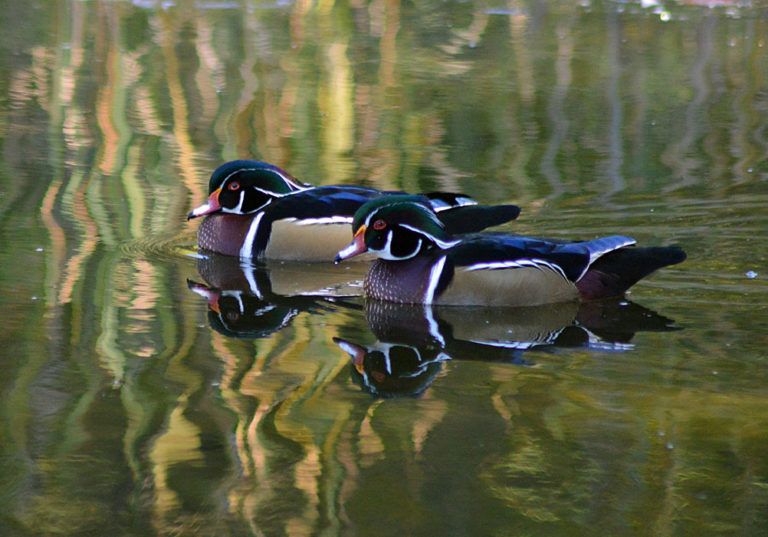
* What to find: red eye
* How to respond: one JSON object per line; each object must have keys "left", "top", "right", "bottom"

{"left": 373, "top": 219, "right": 386, "bottom": 230}
{"left": 228, "top": 181, "right": 240, "bottom": 191}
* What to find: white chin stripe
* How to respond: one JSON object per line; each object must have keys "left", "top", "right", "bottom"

{"left": 379, "top": 233, "right": 421, "bottom": 261}
{"left": 222, "top": 200, "right": 269, "bottom": 215}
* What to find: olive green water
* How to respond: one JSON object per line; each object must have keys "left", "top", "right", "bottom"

{"left": 1, "top": 1, "right": 767, "bottom": 536}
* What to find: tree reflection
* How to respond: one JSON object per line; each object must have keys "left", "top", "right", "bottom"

{"left": 0, "top": 1, "right": 767, "bottom": 535}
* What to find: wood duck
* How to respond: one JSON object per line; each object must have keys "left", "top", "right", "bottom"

{"left": 335, "top": 195, "right": 687, "bottom": 306}
{"left": 187, "top": 160, "right": 520, "bottom": 262}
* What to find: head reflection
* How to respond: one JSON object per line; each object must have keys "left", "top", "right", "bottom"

{"left": 187, "top": 253, "right": 364, "bottom": 339}
{"left": 335, "top": 338, "right": 449, "bottom": 398}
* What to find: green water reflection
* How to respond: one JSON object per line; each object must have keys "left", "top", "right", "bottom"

{"left": 1, "top": 1, "right": 767, "bottom": 536}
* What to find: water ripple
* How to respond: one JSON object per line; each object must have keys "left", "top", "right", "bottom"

{"left": 119, "top": 232, "right": 198, "bottom": 261}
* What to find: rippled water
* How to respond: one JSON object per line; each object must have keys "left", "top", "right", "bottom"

{"left": 1, "top": 1, "right": 767, "bottom": 536}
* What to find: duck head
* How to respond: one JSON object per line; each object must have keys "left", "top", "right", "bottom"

{"left": 335, "top": 195, "right": 460, "bottom": 262}
{"left": 188, "top": 160, "right": 308, "bottom": 219}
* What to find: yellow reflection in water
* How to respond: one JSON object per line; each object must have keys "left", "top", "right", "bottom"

{"left": 1, "top": 1, "right": 767, "bottom": 536}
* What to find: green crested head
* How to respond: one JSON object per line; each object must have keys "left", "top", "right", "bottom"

{"left": 208, "top": 160, "right": 306, "bottom": 195}
{"left": 338, "top": 195, "right": 459, "bottom": 262}
{"left": 352, "top": 195, "right": 447, "bottom": 234}
{"left": 188, "top": 160, "right": 308, "bottom": 217}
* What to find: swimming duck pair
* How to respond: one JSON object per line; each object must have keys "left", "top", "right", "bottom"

{"left": 188, "top": 160, "right": 685, "bottom": 306}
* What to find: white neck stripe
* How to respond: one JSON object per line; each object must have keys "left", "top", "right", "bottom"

{"left": 424, "top": 255, "right": 447, "bottom": 304}
{"left": 240, "top": 211, "right": 265, "bottom": 259}
{"left": 241, "top": 269, "right": 264, "bottom": 299}
{"left": 424, "top": 305, "right": 445, "bottom": 345}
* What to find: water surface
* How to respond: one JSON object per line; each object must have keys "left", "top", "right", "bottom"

{"left": 1, "top": 1, "right": 767, "bottom": 536}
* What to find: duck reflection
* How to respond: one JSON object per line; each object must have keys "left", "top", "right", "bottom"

{"left": 335, "top": 299, "right": 680, "bottom": 398}
{"left": 188, "top": 253, "right": 366, "bottom": 338}
{"left": 187, "top": 254, "right": 680, "bottom": 399}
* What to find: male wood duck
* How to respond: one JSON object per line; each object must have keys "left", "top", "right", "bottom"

{"left": 187, "top": 160, "right": 521, "bottom": 262}
{"left": 335, "top": 195, "right": 687, "bottom": 306}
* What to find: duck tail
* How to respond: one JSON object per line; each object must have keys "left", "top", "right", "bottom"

{"left": 437, "top": 204, "right": 521, "bottom": 234}
{"left": 576, "top": 246, "right": 686, "bottom": 299}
